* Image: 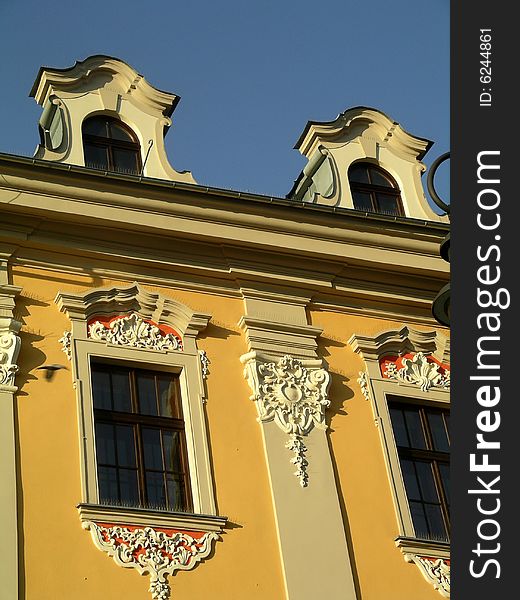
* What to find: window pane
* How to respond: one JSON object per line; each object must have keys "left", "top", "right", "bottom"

{"left": 84, "top": 143, "right": 109, "bottom": 170}
{"left": 96, "top": 423, "right": 116, "bottom": 465}
{"left": 376, "top": 193, "right": 401, "bottom": 216}
{"left": 352, "top": 191, "right": 373, "bottom": 212}
{"left": 112, "top": 148, "right": 139, "bottom": 174}
{"left": 98, "top": 466, "right": 118, "bottom": 503}
{"left": 415, "top": 461, "right": 439, "bottom": 503}
{"left": 349, "top": 165, "right": 370, "bottom": 184}
{"left": 83, "top": 118, "right": 108, "bottom": 136}
{"left": 92, "top": 369, "right": 111, "bottom": 410}
{"left": 389, "top": 408, "right": 409, "bottom": 447}
{"left": 163, "top": 431, "right": 183, "bottom": 472}
{"left": 115, "top": 425, "right": 136, "bottom": 467}
{"left": 146, "top": 471, "right": 166, "bottom": 507}
{"left": 142, "top": 428, "right": 163, "bottom": 470}
{"left": 166, "top": 474, "right": 185, "bottom": 510}
{"left": 427, "top": 412, "right": 450, "bottom": 452}
{"left": 440, "top": 463, "right": 450, "bottom": 505}
{"left": 111, "top": 370, "right": 132, "bottom": 413}
{"left": 109, "top": 121, "right": 135, "bottom": 142}
{"left": 137, "top": 373, "right": 158, "bottom": 415}
{"left": 410, "top": 501, "right": 429, "bottom": 539}
{"left": 403, "top": 409, "right": 426, "bottom": 449}
{"left": 119, "top": 469, "right": 139, "bottom": 505}
{"left": 158, "top": 376, "right": 180, "bottom": 418}
{"left": 425, "top": 504, "right": 447, "bottom": 540}
{"left": 401, "top": 459, "right": 421, "bottom": 501}
{"left": 369, "top": 168, "right": 394, "bottom": 188}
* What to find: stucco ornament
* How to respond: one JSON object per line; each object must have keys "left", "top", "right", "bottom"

{"left": 58, "top": 331, "right": 72, "bottom": 360}
{"left": 88, "top": 313, "right": 182, "bottom": 351}
{"left": 357, "top": 371, "right": 370, "bottom": 400}
{"left": 243, "top": 354, "right": 330, "bottom": 487}
{"left": 384, "top": 352, "right": 450, "bottom": 392}
{"left": 84, "top": 522, "right": 218, "bottom": 599}
{"left": 405, "top": 554, "right": 450, "bottom": 597}
{"left": 0, "top": 331, "right": 21, "bottom": 387}
{"left": 199, "top": 350, "right": 210, "bottom": 379}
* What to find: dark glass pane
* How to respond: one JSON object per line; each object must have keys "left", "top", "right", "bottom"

{"left": 146, "top": 471, "right": 166, "bottom": 507}
{"left": 115, "top": 425, "right": 136, "bottom": 467}
{"left": 142, "top": 428, "right": 163, "bottom": 470}
{"left": 349, "top": 165, "right": 370, "bottom": 184}
{"left": 83, "top": 118, "right": 108, "bottom": 136}
{"left": 112, "top": 148, "right": 139, "bottom": 174}
{"left": 111, "top": 370, "right": 132, "bottom": 413}
{"left": 390, "top": 408, "right": 409, "bottom": 447}
{"left": 440, "top": 463, "right": 450, "bottom": 505}
{"left": 444, "top": 414, "right": 450, "bottom": 438}
{"left": 166, "top": 474, "right": 184, "bottom": 510}
{"left": 376, "top": 193, "right": 401, "bottom": 216}
{"left": 92, "top": 369, "right": 111, "bottom": 409}
{"left": 118, "top": 469, "right": 139, "bottom": 504}
{"left": 98, "top": 466, "right": 118, "bottom": 502}
{"left": 96, "top": 423, "right": 116, "bottom": 465}
{"left": 352, "top": 191, "right": 373, "bottom": 212}
{"left": 427, "top": 412, "right": 450, "bottom": 452}
{"left": 369, "top": 168, "right": 395, "bottom": 188}
{"left": 403, "top": 409, "right": 426, "bottom": 449}
{"left": 415, "top": 461, "right": 439, "bottom": 503}
{"left": 401, "top": 459, "right": 421, "bottom": 501}
{"left": 109, "top": 121, "right": 135, "bottom": 142}
{"left": 158, "top": 376, "right": 180, "bottom": 418}
{"left": 425, "top": 503, "right": 447, "bottom": 540}
{"left": 163, "top": 431, "right": 182, "bottom": 472}
{"left": 137, "top": 373, "right": 158, "bottom": 415}
{"left": 84, "top": 143, "right": 109, "bottom": 170}
{"left": 410, "top": 501, "right": 429, "bottom": 539}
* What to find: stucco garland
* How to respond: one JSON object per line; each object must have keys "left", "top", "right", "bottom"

{"left": 84, "top": 521, "right": 219, "bottom": 599}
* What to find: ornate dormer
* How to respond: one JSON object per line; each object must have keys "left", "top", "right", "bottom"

{"left": 288, "top": 106, "right": 447, "bottom": 222}
{"left": 30, "top": 55, "right": 195, "bottom": 183}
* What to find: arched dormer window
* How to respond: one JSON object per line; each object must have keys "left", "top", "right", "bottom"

{"left": 82, "top": 116, "right": 142, "bottom": 174}
{"left": 348, "top": 163, "right": 404, "bottom": 217}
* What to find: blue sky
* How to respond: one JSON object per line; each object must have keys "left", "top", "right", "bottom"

{"left": 0, "top": 0, "right": 449, "bottom": 203}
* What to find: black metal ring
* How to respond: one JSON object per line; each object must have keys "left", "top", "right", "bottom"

{"left": 427, "top": 152, "right": 450, "bottom": 215}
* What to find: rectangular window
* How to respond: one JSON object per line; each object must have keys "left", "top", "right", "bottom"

{"left": 388, "top": 398, "right": 450, "bottom": 541}
{"left": 92, "top": 363, "right": 192, "bottom": 512}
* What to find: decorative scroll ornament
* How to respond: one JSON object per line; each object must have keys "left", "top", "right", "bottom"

{"left": 0, "top": 331, "right": 20, "bottom": 387}
{"left": 383, "top": 352, "right": 450, "bottom": 392}
{"left": 199, "top": 350, "right": 210, "bottom": 379}
{"left": 84, "top": 522, "right": 219, "bottom": 599}
{"left": 89, "top": 313, "right": 183, "bottom": 352}
{"left": 59, "top": 331, "right": 72, "bottom": 361}
{"left": 405, "top": 554, "right": 450, "bottom": 597}
{"left": 357, "top": 371, "right": 370, "bottom": 400}
{"left": 243, "top": 354, "right": 330, "bottom": 487}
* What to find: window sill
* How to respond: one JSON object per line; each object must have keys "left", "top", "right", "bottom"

{"left": 77, "top": 503, "right": 227, "bottom": 533}
{"left": 395, "top": 536, "right": 450, "bottom": 559}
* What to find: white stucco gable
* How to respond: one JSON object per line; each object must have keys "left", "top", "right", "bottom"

{"left": 30, "top": 55, "right": 195, "bottom": 183}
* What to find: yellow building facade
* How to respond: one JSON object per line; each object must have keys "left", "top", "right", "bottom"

{"left": 1, "top": 56, "right": 450, "bottom": 599}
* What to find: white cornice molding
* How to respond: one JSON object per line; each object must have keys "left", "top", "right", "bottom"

{"left": 241, "top": 352, "right": 330, "bottom": 487}
{"left": 296, "top": 107, "right": 431, "bottom": 161}
{"left": 31, "top": 55, "right": 178, "bottom": 117}
{"left": 56, "top": 282, "right": 211, "bottom": 352}
{"left": 349, "top": 325, "right": 450, "bottom": 366}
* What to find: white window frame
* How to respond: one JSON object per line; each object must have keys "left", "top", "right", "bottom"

{"left": 56, "top": 282, "right": 218, "bottom": 526}
{"left": 349, "top": 325, "right": 450, "bottom": 556}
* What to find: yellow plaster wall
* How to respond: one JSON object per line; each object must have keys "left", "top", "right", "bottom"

{"left": 13, "top": 267, "right": 285, "bottom": 600}
{"left": 311, "top": 309, "right": 448, "bottom": 600}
